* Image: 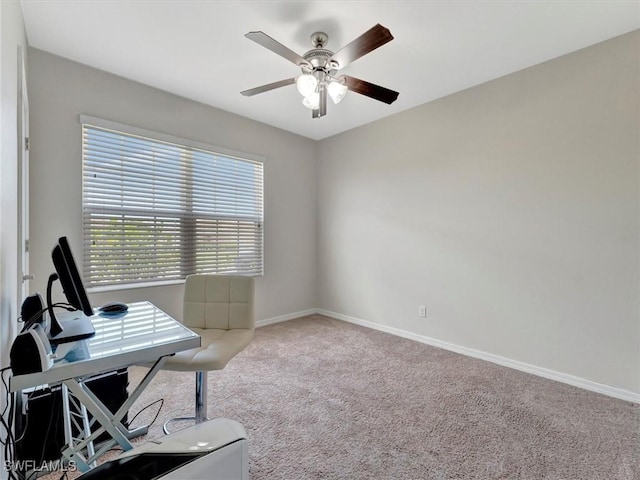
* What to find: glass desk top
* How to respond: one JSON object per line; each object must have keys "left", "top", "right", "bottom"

{"left": 10, "top": 301, "right": 200, "bottom": 392}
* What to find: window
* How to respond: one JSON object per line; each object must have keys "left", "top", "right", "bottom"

{"left": 81, "top": 115, "right": 264, "bottom": 289}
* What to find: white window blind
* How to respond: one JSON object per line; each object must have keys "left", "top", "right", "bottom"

{"left": 81, "top": 116, "right": 264, "bottom": 289}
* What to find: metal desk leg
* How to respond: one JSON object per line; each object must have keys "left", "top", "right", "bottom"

{"left": 61, "top": 383, "right": 96, "bottom": 472}
{"left": 59, "top": 356, "right": 168, "bottom": 472}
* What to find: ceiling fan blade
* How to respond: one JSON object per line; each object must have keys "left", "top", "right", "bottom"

{"left": 329, "top": 24, "right": 393, "bottom": 70}
{"left": 241, "top": 77, "right": 296, "bottom": 97}
{"left": 342, "top": 75, "right": 399, "bottom": 104}
{"left": 245, "top": 31, "right": 311, "bottom": 68}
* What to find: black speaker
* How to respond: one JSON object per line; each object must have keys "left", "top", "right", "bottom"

{"left": 9, "top": 325, "right": 53, "bottom": 375}
{"left": 20, "top": 293, "right": 45, "bottom": 332}
{"left": 15, "top": 369, "right": 129, "bottom": 464}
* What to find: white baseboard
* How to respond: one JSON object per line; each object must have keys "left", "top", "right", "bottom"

{"left": 256, "top": 309, "right": 317, "bottom": 328}
{"left": 316, "top": 308, "right": 640, "bottom": 404}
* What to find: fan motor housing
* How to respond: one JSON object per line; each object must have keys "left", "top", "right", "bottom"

{"left": 303, "top": 48, "right": 333, "bottom": 68}
{"left": 302, "top": 31, "right": 337, "bottom": 71}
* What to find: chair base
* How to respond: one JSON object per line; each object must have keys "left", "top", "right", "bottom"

{"left": 163, "top": 371, "right": 209, "bottom": 435}
{"left": 162, "top": 415, "right": 210, "bottom": 435}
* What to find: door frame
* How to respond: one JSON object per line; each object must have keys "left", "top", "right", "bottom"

{"left": 17, "top": 45, "right": 30, "bottom": 302}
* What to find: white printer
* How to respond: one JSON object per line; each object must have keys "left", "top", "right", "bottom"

{"left": 78, "top": 418, "right": 248, "bottom": 480}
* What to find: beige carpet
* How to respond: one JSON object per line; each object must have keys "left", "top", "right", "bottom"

{"left": 46, "top": 314, "right": 639, "bottom": 479}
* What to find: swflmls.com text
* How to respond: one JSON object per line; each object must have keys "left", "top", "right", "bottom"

{"left": 4, "top": 460, "right": 78, "bottom": 472}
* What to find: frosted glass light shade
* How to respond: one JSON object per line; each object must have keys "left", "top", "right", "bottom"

{"left": 327, "top": 81, "right": 348, "bottom": 104}
{"left": 296, "top": 74, "right": 317, "bottom": 97}
{"left": 302, "top": 92, "right": 320, "bottom": 110}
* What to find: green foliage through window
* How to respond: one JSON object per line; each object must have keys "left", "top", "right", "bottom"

{"left": 82, "top": 119, "right": 264, "bottom": 288}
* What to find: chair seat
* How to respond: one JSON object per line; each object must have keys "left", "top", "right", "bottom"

{"left": 160, "top": 274, "right": 254, "bottom": 434}
{"left": 162, "top": 328, "right": 253, "bottom": 372}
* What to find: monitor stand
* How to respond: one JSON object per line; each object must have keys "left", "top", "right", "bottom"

{"left": 46, "top": 273, "right": 96, "bottom": 345}
{"left": 48, "top": 315, "right": 95, "bottom": 345}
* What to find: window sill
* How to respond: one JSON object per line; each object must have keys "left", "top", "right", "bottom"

{"left": 87, "top": 279, "right": 186, "bottom": 294}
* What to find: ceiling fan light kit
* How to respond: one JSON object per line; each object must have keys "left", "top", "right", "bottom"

{"left": 241, "top": 24, "right": 399, "bottom": 119}
{"left": 302, "top": 91, "right": 320, "bottom": 110}
{"left": 297, "top": 71, "right": 346, "bottom": 109}
{"left": 296, "top": 73, "right": 317, "bottom": 97}
{"left": 327, "top": 80, "right": 348, "bottom": 104}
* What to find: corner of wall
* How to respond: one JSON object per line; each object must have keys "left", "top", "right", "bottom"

{"left": 0, "top": 3, "right": 28, "bottom": 478}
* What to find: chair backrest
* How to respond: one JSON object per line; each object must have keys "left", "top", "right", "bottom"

{"left": 183, "top": 275, "right": 254, "bottom": 331}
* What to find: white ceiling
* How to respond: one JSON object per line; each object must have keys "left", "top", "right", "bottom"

{"left": 20, "top": 1, "right": 639, "bottom": 140}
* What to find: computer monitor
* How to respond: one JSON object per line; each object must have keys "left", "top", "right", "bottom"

{"left": 46, "top": 236, "right": 95, "bottom": 344}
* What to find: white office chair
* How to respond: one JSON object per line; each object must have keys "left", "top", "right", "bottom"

{"left": 161, "top": 274, "right": 254, "bottom": 433}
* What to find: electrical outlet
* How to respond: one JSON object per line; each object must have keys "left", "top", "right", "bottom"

{"left": 419, "top": 305, "right": 427, "bottom": 318}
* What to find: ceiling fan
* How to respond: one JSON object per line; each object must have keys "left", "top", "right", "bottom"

{"left": 241, "top": 24, "right": 399, "bottom": 118}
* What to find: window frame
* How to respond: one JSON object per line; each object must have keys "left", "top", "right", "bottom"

{"left": 80, "top": 115, "right": 265, "bottom": 292}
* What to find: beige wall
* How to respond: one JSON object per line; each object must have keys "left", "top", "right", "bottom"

{"left": 317, "top": 31, "right": 640, "bottom": 393}
{"left": 24, "top": 31, "right": 639, "bottom": 396}
{"left": 27, "top": 48, "right": 317, "bottom": 322}
{"left": 1, "top": 2, "right": 27, "bottom": 477}
{"left": 1, "top": 0, "right": 27, "bottom": 369}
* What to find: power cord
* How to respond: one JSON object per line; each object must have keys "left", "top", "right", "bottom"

{"left": 22, "top": 385, "right": 61, "bottom": 480}
{"left": 4, "top": 303, "right": 75, "bottom": 480}
{"left": 1, "top": 367, "right": 19, "bottom": 480}
{"left": 128, "top": 398, "right": 164, "bottom": 431}
{"left": 5, "top": 319, "right": 166, "bottom": 479}
{"left": 96, "top": 397, "right": 166, "bottom": 459}
{"left": 20, "top": 381, "right": 164, "bottom": 478}
{"left": 18, "top": 303, "right": 76, "bottom": 333}
{"left": 1, "top": 368, "right": 52, "bottom": 480}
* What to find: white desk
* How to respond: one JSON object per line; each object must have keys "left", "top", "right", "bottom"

{"left": 10, "top": 301, "right": 200, "bottom": 472}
